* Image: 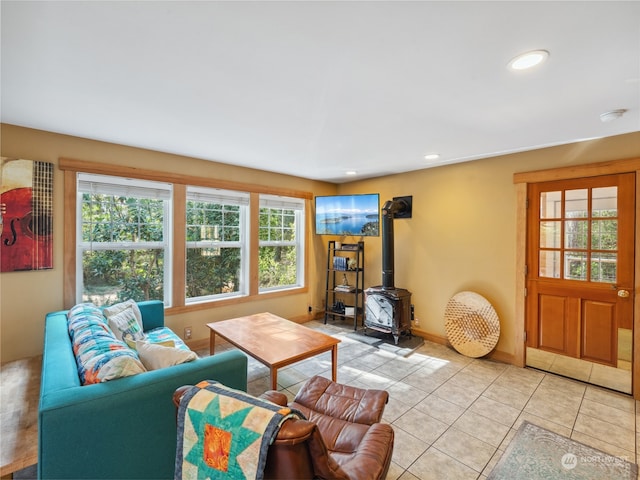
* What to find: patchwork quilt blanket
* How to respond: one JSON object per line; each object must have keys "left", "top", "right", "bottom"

{"left": 176, "top": 380, "right": 302, "bottom": 480}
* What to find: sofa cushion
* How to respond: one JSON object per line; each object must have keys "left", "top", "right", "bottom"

{"left": 67, "top": 303, "right": 108, "bottom": 331}
{"left": 123, "top": 333, "right": 175, "bottom": 350}
{"left": 67, "top": 302, "right": 146, "bottom": 384}
{"left": 136, "top": 341, "right": 197, "bottom": 370}
{"left": 80, "top": 349, "right": 146, "bottom": 384}
{"left": 146, "top": 326, "right": 191, "bottom": 351}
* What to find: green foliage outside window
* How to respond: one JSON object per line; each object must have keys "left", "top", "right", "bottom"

{"left": 81, "top": 194, "right": 165, "bottom": 305}
{"left": 565, "top": 210, "right": 618, "bottom": 283}
{"left": 79, "top": 179, "right": 305, "bottom": 305}
{"left": 186, "top": 201, "right": 242, "bottom": 299}
{"left": 258, "top": 207, "right": 299, "bottom": 289}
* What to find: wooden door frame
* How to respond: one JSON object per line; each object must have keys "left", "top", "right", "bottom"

{"left": 514, "top": 157, "right": 640, "bottom": 399}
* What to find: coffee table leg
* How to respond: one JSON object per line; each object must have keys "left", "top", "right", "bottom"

{"left": 331, "top": 345, "right": 338, "bottom": 382}
{"left": 270, "top": 368, "right": 278, "bottom": 391}
{"left": 209, "top": 330, "right": 216, "bottom": 355}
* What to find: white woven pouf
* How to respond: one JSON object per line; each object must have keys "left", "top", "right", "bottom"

{"left": 444, "top": 291, "right": 500, "bottom": 358}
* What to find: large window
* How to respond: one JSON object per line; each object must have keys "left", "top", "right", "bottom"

{"left": 77, "top": 173, "right": 172, "bottom": 306}
{"left": 71, "top": 167, "right": 308, "bottom": 309}
{"left": 258, "top": 195, "right": 305, "bottom": 292}
{"left": 185, "top": 187, "right": 249, "bottom": 303}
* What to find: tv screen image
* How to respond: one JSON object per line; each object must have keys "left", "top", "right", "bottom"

{"left": 315, "top": 194, "right": 380, "bottom": 236}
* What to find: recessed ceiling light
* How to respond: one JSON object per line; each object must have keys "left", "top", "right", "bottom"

{"left": 424, "top": 153, "right": 440, "bottom": 161}
{"left": 345, "top": 170, "right": 357, "bottom": 176}
{"left": 508, "top": 50, "right": 549, "bottom": 70}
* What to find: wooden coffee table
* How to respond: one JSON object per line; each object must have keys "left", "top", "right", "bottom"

{"left": 207, "top": 312, "right": 340, "bottom": 390}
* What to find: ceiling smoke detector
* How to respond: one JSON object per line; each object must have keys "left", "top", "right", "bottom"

{"left": 599, "top": 109, "right": 627, "bottom": 123}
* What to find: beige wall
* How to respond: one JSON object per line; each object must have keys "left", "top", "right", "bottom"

{"left": 339, "top": 132, "right": 640, "bottom": 361}
{"left": 0, "top": 124, "right": 337, "bottom": 362}
{"left": 1, "top": 123, "right": 639, "bottom": 364}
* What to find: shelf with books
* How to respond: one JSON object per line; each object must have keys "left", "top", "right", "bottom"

{"left": 324, "top": 240, "right": 364, "bottom": 330}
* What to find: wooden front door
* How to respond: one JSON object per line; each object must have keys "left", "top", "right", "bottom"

{"left": 526, "top": 173, "right": 635, "bottom": 367}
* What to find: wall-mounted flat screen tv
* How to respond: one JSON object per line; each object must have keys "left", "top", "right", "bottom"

{"left": 315, "top": 194, "right": 380, "bottom": 236}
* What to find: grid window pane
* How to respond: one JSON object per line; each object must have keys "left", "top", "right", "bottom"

{"left": 539, "top": 250, "right": 561, "bottom": 278}
{"left": 186, "top": 202, "right": 241, "bottom": 242}
{"left": 591, "top": 220, "right": 617, "bottom": 250}
{"left": 591, "top": 252, "right": 617, "bottom": 283}
{"left": 540, "top": 191, "right": 562, "bottom": 219}
{"left": 81, "top": 194, "right": 164, "bottom": 243}
{"left": 564, "top": 220, "right": 588, "bottom": 249}
{"left": 565, "top": 251, "right": 587, "bottom": 281}
{"left": 592, "top": 187, "right": 617, "bottom": 217}
{"left": 540, "top": 221, "right": 561, "bottom": 248}
{"left": 259, "top": 208, "right": 296, "bottom": 242}
{"left": 565, "top": 189, "right": 588, "bottom": 218}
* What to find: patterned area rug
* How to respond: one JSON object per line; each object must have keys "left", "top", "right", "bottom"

{"left": 347, "top": 328, "right": 424, "bottom": 357}
{"left": 488, "top": 421, "right": 638, "bottom": 480}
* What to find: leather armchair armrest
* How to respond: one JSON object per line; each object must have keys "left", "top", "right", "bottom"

{"left": 339, "top": 423, "right": 395, "bottom": 480}
{"left": 260, "top": 390, "right": 288, "bottom": 406}
{"left": 173, "top": 385, "right": 192, "bottom": 408}
{"left": 173, "top": 385, "right": 192, "bottom": 421}
{"left": 272, "top": 418, "right": 315, "bottom": 445}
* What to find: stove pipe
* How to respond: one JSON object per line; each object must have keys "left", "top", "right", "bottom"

{"left": 381, "top": 198, "right": 410, "bottom": 290}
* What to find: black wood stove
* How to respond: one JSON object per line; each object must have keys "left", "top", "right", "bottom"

{"left": 364, "top": 196, "right": 413, "bottom": 344}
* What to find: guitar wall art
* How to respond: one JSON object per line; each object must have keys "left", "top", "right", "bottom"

{"left": 1, "top": 158, "right": 53, "bottom": 272}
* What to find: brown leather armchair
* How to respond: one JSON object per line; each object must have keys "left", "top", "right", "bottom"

{"left": 174, "top": 375, "right": 394, "bottom": 480}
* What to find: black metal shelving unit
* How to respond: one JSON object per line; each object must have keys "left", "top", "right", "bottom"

{"left": 324, "top": 240, "right": 364, "bottom": 330}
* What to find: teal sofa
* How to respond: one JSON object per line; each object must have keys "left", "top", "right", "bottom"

{"left": 38, "top": 300, "right": 248, "bottom": 480}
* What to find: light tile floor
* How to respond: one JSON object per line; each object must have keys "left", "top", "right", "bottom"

{"left": 526, "top": 346, "right": 632, "bottom": 394}
{"left": 205, "top": 319, "right": 639, "bottom": 479}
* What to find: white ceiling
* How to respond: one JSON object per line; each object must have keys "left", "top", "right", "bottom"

{"left": 2, "top": 1, "right": 639, "bottom": 184}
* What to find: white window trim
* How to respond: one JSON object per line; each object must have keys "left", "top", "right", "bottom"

{"left": 185, "top": 187, "right": 251, "bottom": 304}
{"left": 76, "top": 173, "right": 173, "bottom": 306}
{"left": 258, "top": 194, "right": 306, "bottom": 293}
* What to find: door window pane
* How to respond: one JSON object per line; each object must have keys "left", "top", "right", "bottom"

{"left": 540, "top": 191, "right": 561, "bottom": 218}
{"left": 591, "top": 220, "right": 617, "bottom": 250}
{"left": 591, "top": 253, "right": 617, "bottom": 283}
{"left": 564, "top": 220, "right": 588, "bottom": 249}
{"left": 592, "top": 187, "right": 617, "bottom": 217}
{"left": 565, "top": 189, "right": 588, "bottom": 218}
{"left": 539, "top": 250, "right": 561, "bottom": 278}
{"left": 565, "top": 251, "right": 587, "bottom": 280}
{"left": 540, "top": 221, "right": 561, "bottom": 248}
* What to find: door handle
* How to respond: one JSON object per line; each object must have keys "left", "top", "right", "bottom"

{"left": 617, "top": 289, "right": 630, "bottom": 298}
